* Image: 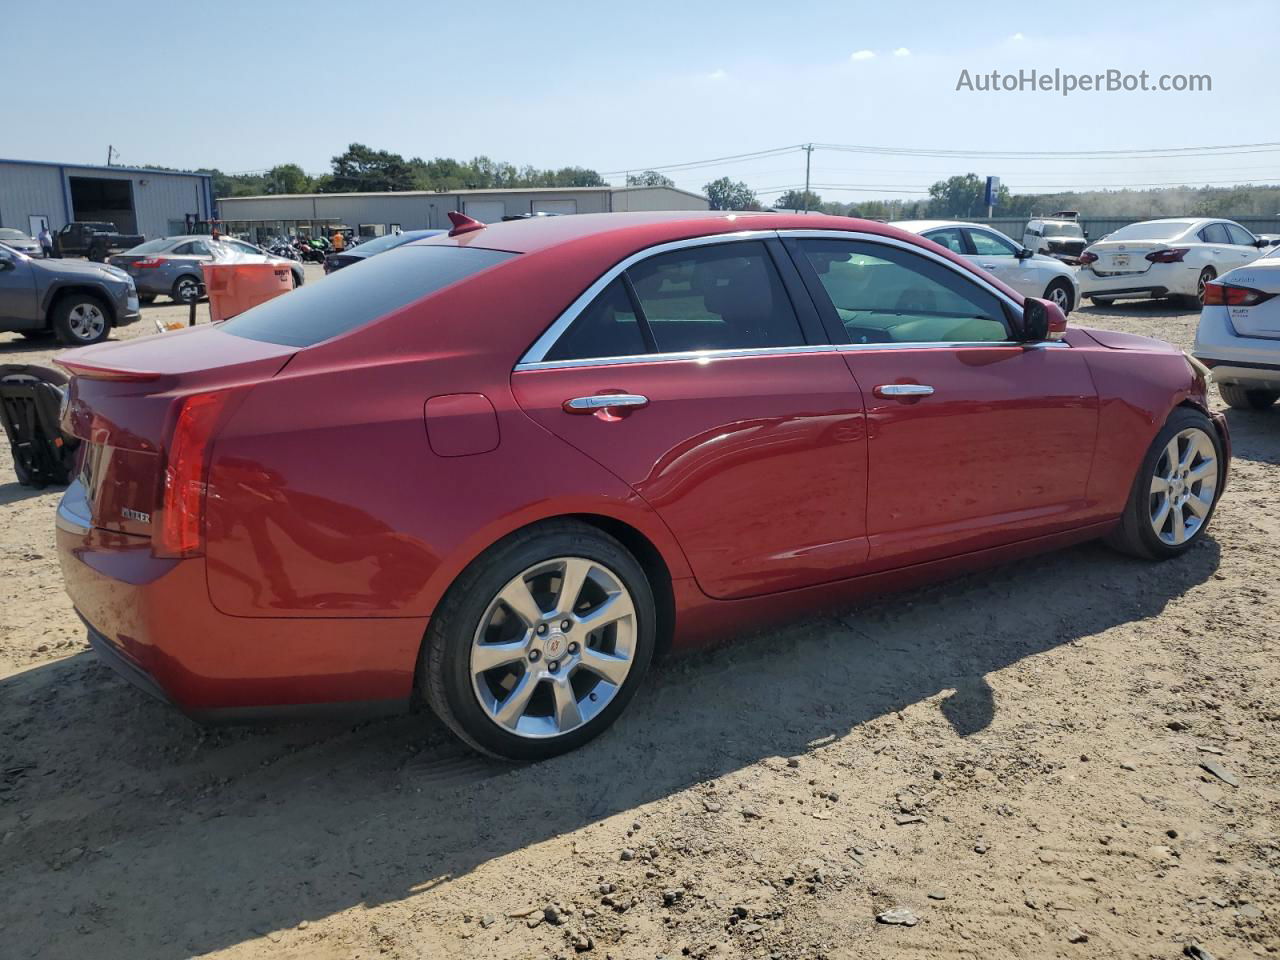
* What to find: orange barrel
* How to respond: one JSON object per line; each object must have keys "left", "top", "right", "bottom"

{"left": 201, "top": 261, "right": 296, "bottom": 323}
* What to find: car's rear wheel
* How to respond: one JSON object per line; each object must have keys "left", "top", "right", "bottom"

{"left": 51, "top": 294, "right": 111, "bottom": 346}
{"left": 1089, "top": 296, "right": 1115, "bottom": 307}
{"left": 421, "top": 520, "right": 656, "bottom": 762}
{"left": 1106, "top": 407, "right": 1223, "bottom": 560}
{"left": 1044, "top": 278, "right": 1074, "bottom": 314}
{"left": 172, "top": 275, "right": 201, "bottom": 304}
{"left": 1218, "top": 383, "right": 1279, "bottom": 410}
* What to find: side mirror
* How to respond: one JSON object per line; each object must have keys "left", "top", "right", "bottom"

{"left": 1256, "top": 238, "right": 1273, "bottom": 248}
{"left": 1016, "top": 246, "right": 1034, "bottom": 260}
{"left": 1021, "top": 297, "right": 1067, "bottom": 342}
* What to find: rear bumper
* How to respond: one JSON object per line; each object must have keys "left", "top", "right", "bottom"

{"left": 1079, "top": 262, "right": 1196, "bottom": 299}
{"left": 57, "top": 482, "right": 421, "bottom": 719}
{"left": 1193, "top": 306, "right": 1280, "bottom": 390}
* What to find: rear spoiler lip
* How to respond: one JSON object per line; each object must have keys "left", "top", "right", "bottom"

{"left": 53, "top": 358, "right": 164, "bottom": 382}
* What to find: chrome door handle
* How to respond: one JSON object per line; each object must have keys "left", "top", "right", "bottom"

{"left": 874, "top": 384, "right": 934, "bottom": 398}
{"left": 981, "top": 263, "right": 997, "bottom": 270}
{"left": 563, "top": 394, "right": 649, "bottom": 413}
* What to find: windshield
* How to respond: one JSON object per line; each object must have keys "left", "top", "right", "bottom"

{"left": 223, "top": 245, "right": 516, "bottom": 347}
{"left": 1107, "top": 221, "right": 1194, "bottom": 241}
{"left": 349, "top": 233, "right": 410, "bottom": 256}
{"left": 124, "top": 237, "right": 179, "bottom": 255}
{"left": 1042, "top": 223, "right": 1083, "bottom": 238}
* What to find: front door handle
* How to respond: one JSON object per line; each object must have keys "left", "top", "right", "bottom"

{"left": 874, "top": 384, "right": 935, "bottom": 399}
{"left": 563, "top": 394, "right": 649, "bottom": 413}
{"left": 980, "top": 263, "right": 997, "bottom": 271}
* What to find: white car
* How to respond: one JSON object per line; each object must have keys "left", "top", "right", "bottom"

{"left": 1078, "top": 218, "right": 1275, "bottom": 308}
{"left": 1192, "top": 251, "right": 1280, "bottom": 410}
{"left": 892, "top": 220, "right": 1080, "bottom": 313}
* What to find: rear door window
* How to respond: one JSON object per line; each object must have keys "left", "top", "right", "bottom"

{"left": 922, "top": 228, "right": 967, "bottom": 254}
{"left": 223, "top": 245, "right": 515, "bottom": 348}
{"left": 1199, "top": 223, "right": 1231, "bottom": 244}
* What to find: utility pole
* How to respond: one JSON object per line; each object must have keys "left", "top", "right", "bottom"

{"left": 106, "top": 145, "right": 117, "bottom": 167}
{"left": 802, "top": 144, "right": 814, "bottom": 213}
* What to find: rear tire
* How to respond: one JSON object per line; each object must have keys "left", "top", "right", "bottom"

{"left": 51, "top": 294, "right": 111, "bottom": 346}
{"left": 1218, "top": 383, "right": 1279, "bottom": 410}
{"left": 1105, "top": 407, "right": 1223, "bottom": 560}
{"left": 1182, "top": 267, "right": 1216, "bottom": 309}
{"left": 420, "top": 520, "right": 656, "bottom": 762}
{"left": 1044, "top": 278, "right": 1074, "bottom": 314}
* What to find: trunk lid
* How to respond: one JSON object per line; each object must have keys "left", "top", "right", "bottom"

{"left": 1084, "top": 239, "right": 1168, "bottom": 277}
{"left": 60, "top": 326, "right": 295, "bottom": 538}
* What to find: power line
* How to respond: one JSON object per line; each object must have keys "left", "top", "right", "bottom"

{"left": 599, "top": 145, "right": 804, "bottom": 176}
{"left": 815, "top": 141, "right": 1280, "bottom": 160}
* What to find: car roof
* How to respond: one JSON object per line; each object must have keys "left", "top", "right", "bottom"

{"left": 890, "top": 220, "right": 974, "bottom": 232}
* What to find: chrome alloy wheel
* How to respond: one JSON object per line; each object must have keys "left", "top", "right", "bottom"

{"left": 67, "top": 302, "right": 106, "bottom": 342}
{"left": 470, "top": 557, "right": 636, "bottom": 739}
{"left": 1048, "top": 283, "right": 1071, "bottom": 311}
{"left": 1149, "top": 427, "right": 1218, "bottom": 546}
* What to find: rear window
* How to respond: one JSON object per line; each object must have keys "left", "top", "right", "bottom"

{"left": 1108, "top": 221, "right": 1193, "bottom": 241}
{"left": 125, "top": 237, "right": 177, "bottom": 254}
{"left": 222, "top": 244, "right": 515, "bottom": 347}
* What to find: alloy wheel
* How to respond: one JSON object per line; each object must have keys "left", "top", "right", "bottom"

{"left": 1149, "top": 427, "right": 1217, "bottom": 546}
{"left": 470, "top": 556, "right": 636, "bottom": 739}
{"left": 177, "top": 278, "right": 199, "bottom": 302}
{"left": 66, "top": 302, "right": 106, "bottom": 342}
{"left": 1048, "top": 284, "right": 1070, "bottom": 311}
{"left": 1197, "top": 270, "right": 1215, "bottom": 306}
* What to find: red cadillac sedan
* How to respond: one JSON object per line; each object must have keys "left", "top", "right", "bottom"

{"left": 56, "top": 211, "right": 1229, "bottom": 761}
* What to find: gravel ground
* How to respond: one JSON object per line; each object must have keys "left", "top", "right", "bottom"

{"left": 1, "top": 279, "right": 1277, "bottom": 960}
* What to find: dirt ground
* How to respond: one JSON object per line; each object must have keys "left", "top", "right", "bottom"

{"left": 1, "top": 274, "right": 1277, "bottom": 960}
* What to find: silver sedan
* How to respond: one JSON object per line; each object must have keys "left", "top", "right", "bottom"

{"left": 108, "top": 236, "right": 303, "bottom": 304}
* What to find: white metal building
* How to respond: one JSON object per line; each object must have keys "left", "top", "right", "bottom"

{"left": 216, "top": 185, "right": 708, "bottom": 241}
{"left": 0, "top": 158, "right": 214, "bottom": 241}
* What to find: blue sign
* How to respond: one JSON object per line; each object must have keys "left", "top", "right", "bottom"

{"left": 984, "top": 176, "right": 1001, "bottom": 208}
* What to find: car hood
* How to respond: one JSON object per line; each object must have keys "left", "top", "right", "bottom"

{"left": 33, "top": 257, "right": 130, "bottom": 282}
{"left": 1077, "top": 327, "right": 1180, "bottom": 353}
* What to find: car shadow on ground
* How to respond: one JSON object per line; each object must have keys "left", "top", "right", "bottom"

{"left": 0, "top": 534, "right": 1221, "bottom": 959}
{"left": 1074, "top": 299, "right": 1192, "bottom": 318}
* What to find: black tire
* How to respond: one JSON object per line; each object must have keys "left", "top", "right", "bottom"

{"left": 1089, "top": 296, "right": 1115, "bottom": 307}
{"left": 51, "top": 294, "right": 112, "bottom": 346}
{"left": 421, "top": 520, "right": 657, "bottom": 762}
{"left": 138, "top": 293, "right": 156, "bottom": 305}
{"left": 1105, "top": 407, "right": 1223, "bottom": 560}
{"left": 291, "top": 269, "right": 304, "bottom": 289}
{"left": 1183, "top": 267, "right": 1216, "bottom": 309}
{"left": 172, "top": 275, "right": 201, "bottom": 304}
{"left": 1218, "top": 383, "right": 1279, "bottom": 410}
{"left": 1044, "top": 278, "right": 1074, "bottom": 315}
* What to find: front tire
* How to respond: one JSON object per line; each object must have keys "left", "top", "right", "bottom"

{"left": 1044, "top": 278, "right": 1074, "bottom": 314}
{"left": 421, "top": 520, "right": 656, "bottom": 762}
{"left": 1105, "top": 407, "right": 1223, "bottom": 560}
{"left": 1218, "top": 383, "right": 1278, "bottom": 410}
{"left": 51, "top": 294, "right": 111, "bottom": 346}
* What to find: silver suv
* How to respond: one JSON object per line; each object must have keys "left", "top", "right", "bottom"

{"left": 0, "top": 242, "right": 140, "bottom": 345}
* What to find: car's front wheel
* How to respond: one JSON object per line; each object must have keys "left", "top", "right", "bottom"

{"left": 51, "top": 294, "right": 111, "bottom": 346}
{"left": 1044, "top": 278, "right": 1074, "bottom": 314}
{"left": 421, "top": 520, "right": 656, "bottom": 761}
{"left": 1106, "top": 407, "right": 1223, "bottom": 560}
{"left": 1218, "top": 383, "right": 1278, "bottom": 411}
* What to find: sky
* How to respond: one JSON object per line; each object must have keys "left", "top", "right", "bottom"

{"left": 5, "top": 0, "right": 1278, "bottom": 203}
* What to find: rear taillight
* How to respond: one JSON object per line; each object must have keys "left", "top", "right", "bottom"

{"left": 1145, "top": 248, "right": 1188, "bottom": 263}
{"left": 1078, "top": 251, "right": 1098, "bottom": 265}
{"left": 1202, "top": 282, "right": 1276, "bottom": 307}
{"left": 156, "top": 392, "right": 229, "bottom": 557}
{"left": 134, "top": 257, "right": 168, "bottom": 269}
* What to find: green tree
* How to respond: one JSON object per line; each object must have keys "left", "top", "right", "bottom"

{"left": 265, "top": 164, "right": 312, "bottom": 195}
{"left": 774, "top": 189, "right": 823, "bottom": 212}
{"left": 926, "top": 173, "right": 1010, "bottom": 218}
{"left": 328, "top": 143, "right": 415, "bottom": 192}
{"left": 627, "top": 170, "right": 676, "bottom": 187}
{"left": 704, "top": 177, "right": 759, "bottom": 210}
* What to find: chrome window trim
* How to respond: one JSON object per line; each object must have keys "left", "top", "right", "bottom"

{"left": 515, "top": 227, "right": 1045, "bottom": 372}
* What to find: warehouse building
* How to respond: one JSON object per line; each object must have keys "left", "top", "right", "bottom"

{"left": 216, "top": 185, "right": 708, "bottom": 242}
{"left": 0, "top": 158, "right": 214, "bottom": 241}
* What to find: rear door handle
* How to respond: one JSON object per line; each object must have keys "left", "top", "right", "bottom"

{"left": 980, "top": 263, "right": 997, "bottom": 270}
{"left": 563, "top": 394, "right": 649, "bottom": 413}
{"left": 874, "top": 384, "right": 935, "bottom": 398}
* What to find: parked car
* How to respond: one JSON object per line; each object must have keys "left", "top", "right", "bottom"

{"left": 1192, "top": 249, "right": 1280, "bottom": 410}
{"left": 1078, "top": 218, "right": 1277, "bottom": 307}
{"left": 892, "top": 219, "right": 1080, "bottom": 313}
{"left": 1022, "top": 213, "right": 1088, "bottom": 263}
{"left": 54, "top": 221, "right": 145, "bottom": 262}
{"left": 108, "top": 236, "right": 304, "bottom": 304}
{"left": 54, "top": 212, "right": 1228, "bottom": 761}
{"left": 323, "top": 229, "right": 444, "bottom": 273}
{"left": 0, "top": 241, "right": 140, "bottom": 345}
{"left": 0, "top": 228, "right": 44, "bottom": 258}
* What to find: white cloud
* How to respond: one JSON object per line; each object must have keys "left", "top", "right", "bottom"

{"left": 1009, "top": 32, "right": 1025, "bottom": 41}
{"left": 850, "top": 49, "right": 876, "bottom": 61}
{"left": 893, "top": 47, "right": 911, "bottom": 57}
{"left": 707, "top": 68, "right": 727, "bottom": 80}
